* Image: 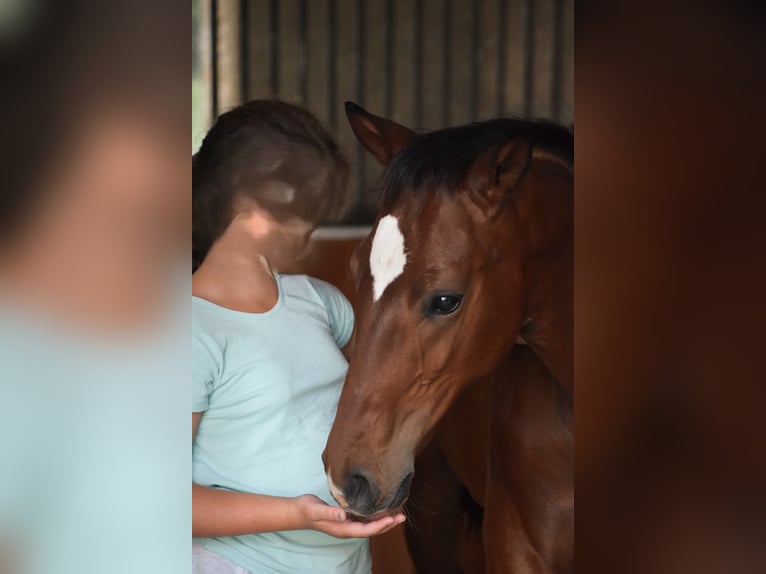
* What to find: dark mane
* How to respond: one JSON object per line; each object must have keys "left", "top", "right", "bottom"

{"left": 382, "top": 117, "right": 573, "bottom": 207}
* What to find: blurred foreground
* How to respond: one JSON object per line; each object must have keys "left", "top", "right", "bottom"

{"left": 576, "top": 1, "right": 766, "bottom": 572}
{"left": 0, "top": 2, "right": 189, "bottom": 573}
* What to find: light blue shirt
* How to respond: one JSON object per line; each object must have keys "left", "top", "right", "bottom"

{"left": 0, "top": 286, "right": 190, "bottom": 574}
{"left": 192, "top": 274, "right": 369, "bottom": 574}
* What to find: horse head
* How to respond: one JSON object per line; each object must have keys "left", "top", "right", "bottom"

{"left": 323, "top": 102, "right": 573, "bottom": 519}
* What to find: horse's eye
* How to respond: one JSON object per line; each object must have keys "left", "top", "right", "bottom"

{"left": 425, "top": 293, "right": 463, "bottom": 316}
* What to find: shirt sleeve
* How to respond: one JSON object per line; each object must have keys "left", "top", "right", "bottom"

{"left": 309, "top": 278, "right": 355, "bottom": 348}
{"left": 192, "top": 332, "right": 220, "bottom": 412}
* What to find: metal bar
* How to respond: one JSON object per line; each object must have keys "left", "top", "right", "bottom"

{"left": 442, "top": 0, "right": 451, "bottom": 126}
{"left": 269, "top": 0, "right": 279, "bottom": 97}
{"left": 469, "top": 0, "right": 479, "bottom": 120}
{"left": 384, "top": 0, "right": 393, "bottom": 118}
{"left": 356, "top": 0, "right": 366, "bottom": 197}
{"left": 551, "top": 0, "right": 563, "bottom": 121}
{"left": 327, "top": 0, "right": 337, "bottom": 129}
{"left": 523, "top": 0, "right": 535, "bottom": 117}
{"left": 414, "top": 0, "right": 423, "bottom": 128}
{"left": 299, "top": 0, "right": 308, "bottom": 104}
{"left": 211, "top": 0, "right": 219, "bottom": 117}
{"left": 496, "top": 0, "right": 506, "bottom": 115}
{"left": 355, "top": 0, "right": 365, "bottom": 107}
{"left": 239, "top": 0, "right": 248, "bottom": 102}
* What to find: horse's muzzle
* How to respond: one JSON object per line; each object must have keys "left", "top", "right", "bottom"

{"left": 330, "top": 468, "right": 414, "bottom": 520}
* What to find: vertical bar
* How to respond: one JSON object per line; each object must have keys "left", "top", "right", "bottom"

{"left": 523, "top": 0, "right": 535, "bottom": 117}
{"left": 414, "top": 0, "right": 423, "bottom": 128}
{"left": 217, "top": 0, "right": 243, "bottom": 111}
{"left": 298, "top": 0, "right": 309, "bottom": 104}
{"left": 496, "top": 0, "right": 507, "bottom": 115}
{"left": 559, "top": 0, "right": 573, "bottom": 124}
{"left": 197, "top": 0, "right": 213, "bottom": 141}
{"left": 269, "top": 0, "right": 279, "bottom": 97}
{"left": 327, "top": 0, "right": 337, "bottom": 129}
{"left": 210, "top": 0, "right": 219, "bottom": 118}
{"left": 356, "top": 0, "right": 366, "bottom": 197}
{"left": 469, "top": 0, "right": 479, "bottom": 120}
{"left": 391, "top": 0, "right": 416, "bottom": 127}
{"left": 551, "top": 0, "right": 563, "bottom": 121}
{"left": 442, "top": 0, "right": 451, "bottom": 126}
{"left": 355, "top": 0, "right": 365, "bottom": 107}
{"left": 304, "top": 0, "right": 328, "bottom": 119}
{"left": 239, "top": 0, "right": 248, "bottom": 102}
{"left": 246, "top": 0, "right": 271, "bottom": 100}
{"left": 420, "top": 0, "right": 442, "bottom": 128}
{"left": 384, "top": 0, "right": 393, "bottom": 118}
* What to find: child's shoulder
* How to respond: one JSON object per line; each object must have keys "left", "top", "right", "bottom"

{"left": 280, "top": 273, "right": 342, "bottom": 299}
{"left": 280, "top": 274, "right": 350, "bottom": 317}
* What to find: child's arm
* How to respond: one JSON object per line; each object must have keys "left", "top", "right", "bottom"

{"left": 192, "top": 413, "right": 404, "bottom": 539}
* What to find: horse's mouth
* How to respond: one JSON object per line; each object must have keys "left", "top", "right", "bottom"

{"left": 346, "top": 505, "right": 405, "bottom": 523}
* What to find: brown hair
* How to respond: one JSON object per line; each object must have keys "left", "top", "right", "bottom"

{"left": 192, "top": 100, "right": 352, "bottom": 270}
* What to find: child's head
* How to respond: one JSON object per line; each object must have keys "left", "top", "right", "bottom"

{"left": 193, "top": 100, "right": 352, "bottom": 270}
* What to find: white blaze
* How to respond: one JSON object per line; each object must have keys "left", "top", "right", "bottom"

{"left": 369, "top": 214, "right": 407, "bottom": 302}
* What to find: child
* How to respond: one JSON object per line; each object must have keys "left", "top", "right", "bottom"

{"left": 192, "top": 100, "right": 404, "bottom": 574}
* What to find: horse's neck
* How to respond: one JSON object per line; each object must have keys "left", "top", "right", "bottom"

{"left": 508, "top": 163, "right": 573, "bottom": 396}
{"left": 519, "top": 249, "right": 573, "bottom": 396}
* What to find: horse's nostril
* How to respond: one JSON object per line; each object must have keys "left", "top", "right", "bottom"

{"left": 346, "top": 473, "right": 371, "bottom": 500}
{"left": 390, "top": 471, "right": 414, "bottom": 509}
{"left": 344, "top": 471, "right": 379, "bottom": 514}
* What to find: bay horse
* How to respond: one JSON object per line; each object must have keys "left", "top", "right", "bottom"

{"left": 323, "top": 103, "right": 573, "bottom": 573}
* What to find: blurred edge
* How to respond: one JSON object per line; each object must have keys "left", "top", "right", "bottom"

{"left": 0, "top": 2, "right": 190, "bottom": 574}
{"left": 576, "top": 1, "right": 766, "bottom": 573}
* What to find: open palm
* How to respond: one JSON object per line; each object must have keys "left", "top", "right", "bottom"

{"left": 297, "top": 494, "right": 405, "bottom": 539}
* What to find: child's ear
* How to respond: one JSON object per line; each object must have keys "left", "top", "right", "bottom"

{"left": 345, "top": 102, "right": 416, "bottom": 165}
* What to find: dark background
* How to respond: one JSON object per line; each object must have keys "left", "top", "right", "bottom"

{"left": 192, "top": 0, "right": 574, "bottom": 224}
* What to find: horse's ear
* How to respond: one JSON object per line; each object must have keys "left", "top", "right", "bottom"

{"left": 345, "top": 102, "right": 415, "bottom": 165}
{"left": 467, "top": 139, "right": 533, "bottom": 216}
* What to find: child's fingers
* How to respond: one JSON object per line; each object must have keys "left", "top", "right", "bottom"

{"left": 360, "top": 516, "right": 400, "bottom": 536}
{"left": 340, "top": 518, "right": 393, "bottom": 538}
{"left": 341, "top": 514, "right": 405, "bottom": 537}
{"left": 328, "top": 506, "right": 346, "bottom": 522}
{"left": 308, "top": 499, "right": 346, "bottom": 523}
{"left": 377, "top": 514, "right": 406, "bottom": 535}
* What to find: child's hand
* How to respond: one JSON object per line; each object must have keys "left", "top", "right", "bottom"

{"left": 295, "top": 494, "right": 405, "bottom": 539}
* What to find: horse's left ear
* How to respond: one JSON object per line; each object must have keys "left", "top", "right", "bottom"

{"left": 345, "top": 102, "right": 416, "bottom": 165}
{"left": 467, "top": 139, "right": 533, "bottom": 216}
